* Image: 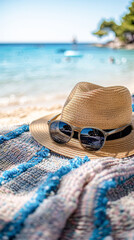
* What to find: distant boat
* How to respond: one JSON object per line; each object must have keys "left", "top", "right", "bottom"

{"left": 64, "top": 50, "right": 83, "bottom": 58}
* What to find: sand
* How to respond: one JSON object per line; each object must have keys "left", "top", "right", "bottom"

{"left": 0, "top": 93, "right": 67, "bottom": 127}
{"left": 0, "top": 105, "right": 63, "bottom": 126}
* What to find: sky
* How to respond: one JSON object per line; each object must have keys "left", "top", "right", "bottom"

{"left": 0, "top": 0, "right": 131, "bottom": 43}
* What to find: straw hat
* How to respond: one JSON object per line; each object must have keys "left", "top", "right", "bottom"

{"left": 30, "top": 82, "right": 134, "bottom": 159}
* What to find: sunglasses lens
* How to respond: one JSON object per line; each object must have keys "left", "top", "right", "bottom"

{"left": 80, "top": 128, "right": 105, "bottom": 151}
{"left": 49, "top": 121, "right": 72, "bottom": 144}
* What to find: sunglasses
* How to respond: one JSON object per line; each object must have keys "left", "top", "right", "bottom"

{"left": 48, "top": 114, "right": 133, "bottom": 151}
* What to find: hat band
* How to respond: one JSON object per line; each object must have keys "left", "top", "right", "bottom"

{"left": 106, "top": 125, "right": 132, "bottom": 140}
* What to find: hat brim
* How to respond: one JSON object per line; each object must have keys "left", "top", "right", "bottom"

{"left": 30, "top": 113, "right": 134, "bottom": 159}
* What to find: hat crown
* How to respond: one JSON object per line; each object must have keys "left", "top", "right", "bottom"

{"left": 61, "top": 82, "right": 132, "bottom": 129}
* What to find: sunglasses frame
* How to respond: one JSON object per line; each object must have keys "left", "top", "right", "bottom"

{"left": 47, "top": 113, "right": 133, "bottom": 151}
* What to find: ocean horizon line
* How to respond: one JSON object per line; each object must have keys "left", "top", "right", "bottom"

{"left": 0, "top": 42, "right": 93, "bottom": 45}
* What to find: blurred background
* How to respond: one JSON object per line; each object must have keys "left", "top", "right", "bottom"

{"left": 0, "top": 0, "right": 134, "bottom": 125}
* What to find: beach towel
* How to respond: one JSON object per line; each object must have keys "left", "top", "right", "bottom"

{"left": 0, "top": 123, "right": 134, "bottom": 240}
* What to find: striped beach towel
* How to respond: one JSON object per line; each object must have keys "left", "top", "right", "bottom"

{"left": 0, "top": 111, "right": 134, "bottom": 239}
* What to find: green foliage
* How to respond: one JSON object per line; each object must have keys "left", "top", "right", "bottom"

{"left": 93, "top": 29, "right": 108, "bottom": 37}
{"left": 93, "top": 0, "right": 134, "bottom": 43}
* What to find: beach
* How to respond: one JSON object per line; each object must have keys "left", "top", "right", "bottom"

{"left": 0, "top": 94, "right": 65, "bottom": 126}
{"left": 0, "top": 43, "right": 134, "bottom": 126}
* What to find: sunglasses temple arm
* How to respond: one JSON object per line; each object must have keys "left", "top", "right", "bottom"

{"left": 47, "top": 113, "right": 61, "bottom": 125}
{"left": 105, "top": 123, "right": 131, "bottom": 136}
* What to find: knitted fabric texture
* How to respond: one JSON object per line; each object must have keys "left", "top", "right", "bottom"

{"left": 0, "top": 122, "right": 134, "bottom": 240}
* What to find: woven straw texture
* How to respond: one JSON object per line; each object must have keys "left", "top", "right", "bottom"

{"left": 0, "top": 121, "right": 134, "bottom": 240}
{"left": 61, "top": 82, "right": 132, "bottom": 129}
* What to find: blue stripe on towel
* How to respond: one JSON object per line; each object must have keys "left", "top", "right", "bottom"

{"left": 91, "top": 174, "right": 134, "bottom": 240}
{"left": 91, "top": 179, "right": 116, "bottom": 240}
{"left": 0, "top": 124, "right": 29, "bottom": 144}
{"left": 0, "top": 155, "right": 90, "bottom": 239}
{"left": 0, "top": 147, "right": 50, "bottom": 186}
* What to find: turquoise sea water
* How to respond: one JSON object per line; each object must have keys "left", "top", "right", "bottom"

{"left": 0, "top": 43, "right": 134, "bottom": 105}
